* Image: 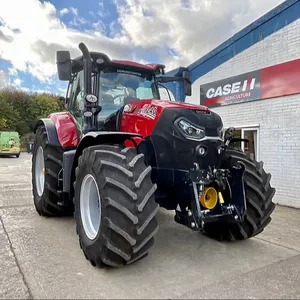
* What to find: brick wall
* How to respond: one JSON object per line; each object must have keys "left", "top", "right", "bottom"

{"left": 185, "top": 18, "right": 300, "bottom": 208}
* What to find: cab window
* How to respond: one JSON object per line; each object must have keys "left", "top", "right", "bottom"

{"left": 69, "top": 71, "right": 84, "bottom": 127}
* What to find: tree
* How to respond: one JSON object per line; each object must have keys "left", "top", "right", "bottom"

{"left": 0, "top": 88, "right": 65, "bottom": 137}
{"left": 0, "top": 92, "right": 20, "bottom": 131}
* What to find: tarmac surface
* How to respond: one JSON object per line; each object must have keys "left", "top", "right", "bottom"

{"left": 0, "top": 152, "right": 300, "bottom": 299}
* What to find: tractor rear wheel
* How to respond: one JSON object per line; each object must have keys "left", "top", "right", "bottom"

{"left": 74, "top": 144, "right": 159, "bottom": 267}
{"left": 32, "top": 125, "right": 74, "bottom": 217}
{"left": 203, "top": 148, "right": 276, "bottom": 241}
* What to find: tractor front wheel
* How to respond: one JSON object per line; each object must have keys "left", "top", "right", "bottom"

{"left": 203, "top": 148, "right": 276, "bottom": 241}
{"left": 74, "top": 144, "right": 159, "bottom": 267}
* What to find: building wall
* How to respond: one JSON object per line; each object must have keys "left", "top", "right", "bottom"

{"left": 185, "top": 18, "right": 300, "bottom": 208}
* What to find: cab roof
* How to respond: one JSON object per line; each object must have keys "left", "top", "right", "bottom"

{"left": 71, "top": 52, "right": 166, "bottom": 75}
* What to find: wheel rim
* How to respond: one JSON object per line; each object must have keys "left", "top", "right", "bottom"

{"left": 35, "top": 146, "right": 45, "bottom": 197}
{"left": 80, "top": 174, "right": 101, "bottom": 240}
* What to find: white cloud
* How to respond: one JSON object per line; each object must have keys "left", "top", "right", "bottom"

{"left": 97, "top": 0, "right": 111, "bottom": 18}
{"left": 59, "top": 8, "right": 69, "bottom": 16}
{"left": 0, "top": 0, "right": 285, "bottom": 87}
{"left": 70, "top": 7, "right": 79, "bottom": 16}
{"left": 92, "top": 20, "right": 106, "bottom": 33}
{"left": 69, "top": 16, "right": 90, "bottom": 28}
{"left": 59, "top": 6, "right": 78, "bottom": 17}
{"left": 13, "top": 78, "right": 22, "bottom": 86}
{"left": 0, "top": 70, "right": 9, "bottom": 87}
{"left": 8, "top": 67, "right": 18, "bottom": 76}
{"left": 35, "top": 89, "right": 52, "bottom": 94}
{"left": 0, "top": 0, "right": 133, "bottom": 82}
{"left": 114, "top": 0, "right": 285, "bottom": 70}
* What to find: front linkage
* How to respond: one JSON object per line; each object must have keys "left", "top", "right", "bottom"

{"left": 175, "top": 128, "right": 248, "bottom": 231}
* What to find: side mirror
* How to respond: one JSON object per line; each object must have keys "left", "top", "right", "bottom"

{"left": 58, "top": 96, "right": 68, "bottom": 109}
{"left": 182, "top": 71, "right": 192, "bottom": 96}
{"left": 56, "top": 51, "right": 72, "bottom": 81}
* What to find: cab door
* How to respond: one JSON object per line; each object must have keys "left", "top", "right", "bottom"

{"left": 68, "top": 70, "right": 85, "bottom": 129}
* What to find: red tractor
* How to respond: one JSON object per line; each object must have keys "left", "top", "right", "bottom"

{"left": 32, "top": 43, "right": 276, "bottom": 268}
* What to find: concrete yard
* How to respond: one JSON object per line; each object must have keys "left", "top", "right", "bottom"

{"left": 0, "top": 153, "right": 300, "bottom": 299}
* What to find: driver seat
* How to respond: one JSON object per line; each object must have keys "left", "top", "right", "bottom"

{"left": 102, "top": 93, "right": 114, "bottom": 105}
{"left": 115, "top": 97, "right": 139, "bottom": 131}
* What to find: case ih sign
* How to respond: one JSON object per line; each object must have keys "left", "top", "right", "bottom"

{"left": 200, "top": 58, "right": 300, "bottom": 108}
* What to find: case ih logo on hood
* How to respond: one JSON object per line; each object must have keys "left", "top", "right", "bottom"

{"left": 200, "top": 70, "right": 260, "bottom": 108}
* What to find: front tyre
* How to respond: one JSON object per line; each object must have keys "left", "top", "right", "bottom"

{"left": 203, "top": 148, "right": 276, "bottom": 241}
{"left": 74, "top": 145, "right": 159, "bottom": 267}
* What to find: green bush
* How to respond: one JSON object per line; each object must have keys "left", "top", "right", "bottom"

{"left": 0, "top": 87, "right": 65, "bottom": 140}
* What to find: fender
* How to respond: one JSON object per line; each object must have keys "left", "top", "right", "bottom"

{"left": 68, "top": 131, "right": 142, "bottom": 196}
{"left": 34, "top": 112, "right": 80, "bottom": 148}
{"left": 34, "top": 118, "right": 61, "bottom": 147}
{"left": 48, "top": 112, "right": 80, "bottom": 147}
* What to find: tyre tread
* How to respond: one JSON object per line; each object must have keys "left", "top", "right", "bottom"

{"left": 204, "top": 148, "right": 276, "bottom": 241}
{"left": 74, "top": 145, "right": 159, "bottom": 267}
{"left": 32, "top": 125, "right": 73, "bottom": 217}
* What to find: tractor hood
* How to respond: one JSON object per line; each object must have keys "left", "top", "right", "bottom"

{"left": 120, "top": 98, "right": 222, "bottom": 144}
{"left": 127, "top": 99, "right": 209, "bottom": 112}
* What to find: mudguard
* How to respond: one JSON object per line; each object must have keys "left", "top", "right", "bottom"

{"left": 34, "top": 118, "right": 61, "bottom": 147}
{"left": 69, "top": 131, "right": 143, "bottom": 195}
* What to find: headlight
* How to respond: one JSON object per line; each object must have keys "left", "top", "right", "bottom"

{"left": 177, "top": 119, "right": 205, "bottom": 141}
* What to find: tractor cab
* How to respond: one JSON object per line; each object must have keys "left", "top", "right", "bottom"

{"left": 57, "top": 44, "right": 191, "bottom": 134}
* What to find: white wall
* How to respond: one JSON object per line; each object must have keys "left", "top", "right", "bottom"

{"left": 185, "top": 18, "right": 300, "bottom": 208}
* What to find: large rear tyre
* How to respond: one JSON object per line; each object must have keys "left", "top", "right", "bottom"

{"left": 74, "top": 145, "right": 159, "bottom": 267}
{"left": 32, "top": 125, "right": 74, "bottom": 217}
{"left": 203, "top": 148, "right": 276, "bottom": 241}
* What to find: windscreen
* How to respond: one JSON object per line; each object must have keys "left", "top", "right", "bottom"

{"left": 98, "top": 68, "right": 160, "bottom": 117}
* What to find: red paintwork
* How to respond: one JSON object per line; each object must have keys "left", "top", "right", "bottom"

{"left": 260, "top": 58, "right": 300, "bottom": 99}
{"left": 120, "top": 99, "right": 209, "bottom": 147}
{"left": 203, "top": 58, "right": 300, "bottom": 107}
{"left": 49, "top": 112, "right": 79, "bottom": 147}
{"left": 49, "top": 100, "right": 208, "bottom": 148}
{"left": 112, "top": 60, "right": 163, "bottom": 73}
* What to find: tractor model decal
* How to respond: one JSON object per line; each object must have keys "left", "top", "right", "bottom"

{"left": 136, "top": 104, "right": 157, "bottom": 119}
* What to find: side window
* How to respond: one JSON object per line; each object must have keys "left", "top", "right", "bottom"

{"left": 69, "top": 71, "right": 84, "bottom": 126}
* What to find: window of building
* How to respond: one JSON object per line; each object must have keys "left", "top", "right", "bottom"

{"left": 225, "top": 125, "right": 260, "bottom": 161}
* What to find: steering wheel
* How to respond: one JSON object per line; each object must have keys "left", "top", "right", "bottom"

{"left": 112, "top": 94, "right": 128, "bottom": 104}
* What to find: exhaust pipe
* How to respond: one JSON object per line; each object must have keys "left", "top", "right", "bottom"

{"left": 78, "top": 42, "right": 92, "bottom": 95}
{"left": 78, "top": 42, "right": 94, "bottom": 133}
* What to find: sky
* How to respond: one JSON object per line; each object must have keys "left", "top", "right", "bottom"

{"left": 0, "top": 0, "right": 285, "bottom": 95}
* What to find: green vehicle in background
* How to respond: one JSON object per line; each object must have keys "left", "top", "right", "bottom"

{"left": 0, "top": 131, "right": 21, "bottom": 158}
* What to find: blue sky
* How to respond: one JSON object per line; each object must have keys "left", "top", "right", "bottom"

{"left": 0, "top": 0, "right": 284, "bottom": 95}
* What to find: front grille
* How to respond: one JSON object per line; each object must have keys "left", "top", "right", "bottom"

{"left": 196, "top": 139, "right": 222, "bottom": 169}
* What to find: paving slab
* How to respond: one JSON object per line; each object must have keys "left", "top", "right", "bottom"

{"left": 1, "top": 205, "right": 299, "bottom": 299}
{"left": 0, "top": 216, "right": 30, "bottom": 299}
{"left": 0, "top": 154, "right": 32, "bottom": 208}
{"left": 177, "top": 253, "right": 300, "bottom": 299}
{"left": 258, "top": 205, "right": 300, "bottom": 252}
